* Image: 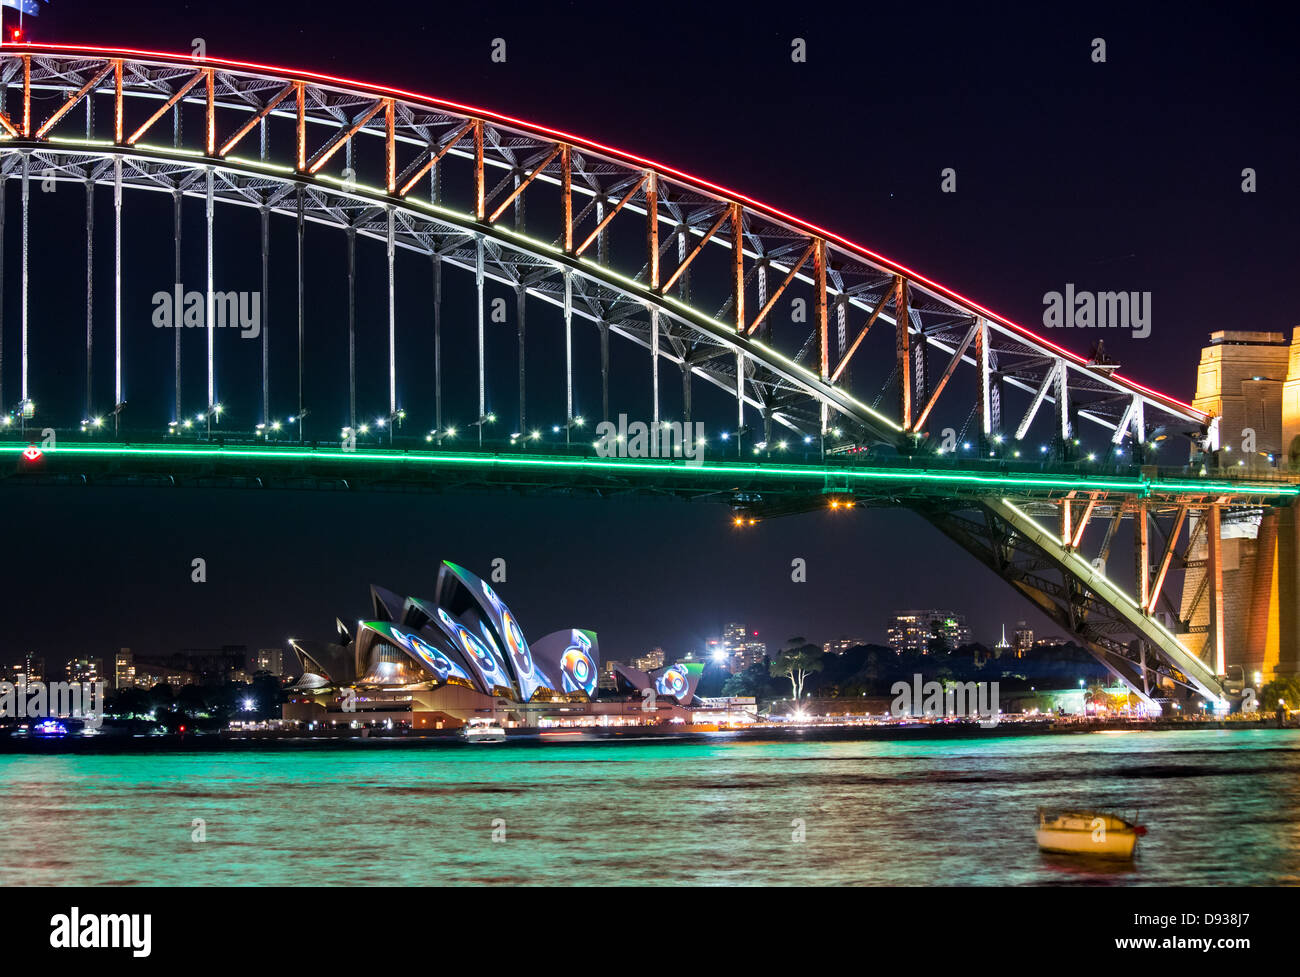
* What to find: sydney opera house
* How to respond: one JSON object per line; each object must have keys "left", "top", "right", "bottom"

{"left": 284, "top": 560, "right": 715, "bottom": 729}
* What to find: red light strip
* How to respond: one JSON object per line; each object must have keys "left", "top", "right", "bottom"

{"left": 12, "top": 42, "right": 1206, "bottom": 420}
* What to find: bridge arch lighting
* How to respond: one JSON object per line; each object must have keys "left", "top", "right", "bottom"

{"left": 1, "top": 43, "right": 1212, "bottom": 458}
{"left": 0, "top": 45, "right": 1212, "bottom": 423}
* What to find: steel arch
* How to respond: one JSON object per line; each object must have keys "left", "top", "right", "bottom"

{"left": 0, "top": 44, "right": 1209, "bottom": 455}
{"left": 2, "top": 43, "right": 1260, "bottom": 710}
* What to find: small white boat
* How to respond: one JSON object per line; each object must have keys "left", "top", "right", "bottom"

{"left": 459, "top": 718, "right": 507, "bottom": 744}
{"left": 1035, "top": 808, "right": 1145, "bottom": 859}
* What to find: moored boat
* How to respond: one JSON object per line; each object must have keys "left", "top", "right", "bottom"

{"left": 1035, "top": 807, "right": 1145, "bottom": 859}
{"left": 459, "top": 718, "right": 507, "bottom": 744}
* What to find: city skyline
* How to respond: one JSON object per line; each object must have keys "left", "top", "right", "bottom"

{"left": 2, "top": 606, "right": 1064, "bottom": 678}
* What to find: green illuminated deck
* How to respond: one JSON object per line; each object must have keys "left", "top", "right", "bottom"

{"left": 3, "top": 440, "right": 1295, "bottom": 502}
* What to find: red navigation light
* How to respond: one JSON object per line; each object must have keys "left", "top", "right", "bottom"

{"left": 10, "top": 29, "right": 23, "bottom": 44}
{"left": 21, "top": 445, "right": 42, "bottom": 461}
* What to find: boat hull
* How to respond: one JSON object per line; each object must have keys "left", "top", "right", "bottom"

{"left": 1035, "top": 828, "right": 1137, "bottom": 859}
{"left": 460, "top": 731, "right": 507, "bottom": 744}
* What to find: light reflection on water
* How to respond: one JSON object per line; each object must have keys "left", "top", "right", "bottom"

{"left": 1, "top": 728, "right": 1297, "bottom": 886}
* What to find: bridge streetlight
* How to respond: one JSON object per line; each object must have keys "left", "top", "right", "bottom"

{"left": 472, "top": 413, "right": 496, "bottom": 447}
{"left": 204, "top": 402, "right": 224, "bottom": 440}
{"left": 16, "top": 398, "right": 34, "bottom": 437}
{"left": 288, "top": 409, "right": 310, "bottom": 443}
{"left": 734, "top": 425, "right": 750, "bottom": 460}
{"left": 377, "top": 409, "right": 405, "bottom": 445}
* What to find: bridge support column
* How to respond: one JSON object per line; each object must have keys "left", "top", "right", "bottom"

{"left": 205, "top": 165, "right": 214, "bottom": 433}
{"left": 651, "top": 309, "right": 660, "bottom": 426}
{"left": 563, "top": 270, "right": 573, "bottom": 443}
{"left": 681, "top": 361, "right": 691, "bottom": 425}
{"left": 1059, "top": 493, "right": 1073, "bottom": 546}
{"left": 85, "top": 171, "right": 94, "bottom": 420}
{"left": 0, "top": 168, "right": 5, "bottom": 417}
{"left": 895, "top": 276, "right": 910, "bottom": 431}
{"left": 516, "top": 285, "right": 526, "bottom": 434}
{"left": 1055, "top": 359, "right": 1072, "bottom": 460}
{"left": 975, "top": 319, "right": 995, "bottom": 450}
{"left": 1207, "top": 503, "right": 1226, "bottom": 676}
{"left": 476, "top": 234, "right": 485, "bottom": 446}
{"left": 172, "top": 186, "right": 181, "bottom": 422}
{"left": 820, "top": 402, "right": 827, "bottom": 460}
{"left": 736, "top": 350, "right": 744, "bottom": 457}
{"left": 1135, "top": 501, "right": 1150, "bottom": 611}
{"left": 296, "top": 186, "right": 304, "bottom": 441}
{"left": 647, "top": 173, "right": 660, "bottom": 427}
{"left": 432, "top": 254, "right": 443, "bottom": 441}
{"left": 600, "top": 321, "right": 609, "bottom": 424}
{"left": 676, "top": 225, "right": 689, "bottom": 303}
{"left": 260, "top": 200, "right": 269, "bottom": 427}
{"left": 347, "top": 226, "right": 356, "bottom": 429}
{"left": 21, "top": 152, "right": 29, "bottom": 431}
{"left": 387, "top": 207, "right": 397, "bottom": 437}
{"left": 113, "top": 156, "right": 122, "bottom": 434}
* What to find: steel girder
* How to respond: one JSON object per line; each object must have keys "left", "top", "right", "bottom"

{"left": 0, "top": 143, "right": 847, "bottom": 438}
{"left": 917, "top": 496, "right": 1227, "bottom": 706}
{"left": 0, "top": 45, "right": 1211, "bottom": 455}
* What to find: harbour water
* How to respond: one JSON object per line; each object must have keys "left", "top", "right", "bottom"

{"left": 1, "top": 728, "right": 1297, "bottom": 886}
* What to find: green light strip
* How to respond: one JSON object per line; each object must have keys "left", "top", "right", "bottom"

{"left": 2, "top": 442, "right": 1295, "bottom": 497}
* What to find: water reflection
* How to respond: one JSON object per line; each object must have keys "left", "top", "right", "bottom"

{"left": 0, "top": 729, "right": 1296, "bottom": 886}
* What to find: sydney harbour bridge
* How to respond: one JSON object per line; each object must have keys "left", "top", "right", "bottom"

{"left": 1, "top": 43, "right": 1295, "bottom": 710}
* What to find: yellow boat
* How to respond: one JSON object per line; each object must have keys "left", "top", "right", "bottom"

{"left": 1035, "top": 808, "right": 1145, "bottom": 859}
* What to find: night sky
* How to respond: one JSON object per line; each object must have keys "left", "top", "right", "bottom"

{"left": 1, "top": 1, "right": 1295, "bottom": 667}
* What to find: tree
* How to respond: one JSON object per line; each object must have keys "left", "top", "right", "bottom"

{"left": 109, "top": 687, "right": 151, "bottom": 719}
{"left": 1084, "top": 684, "right": 1111, "bottom": 712}
{"left": 1260, "top": 676, "right": 1300, "bottom": 712}
{"left": 769, "top": 637, "right": 824, "bottom": 700}
{"left": 721, "top": 662, "right": 770, "bottom": 697}
{"left": 1111, "top": 691, "right": 1140, "bottom": 714}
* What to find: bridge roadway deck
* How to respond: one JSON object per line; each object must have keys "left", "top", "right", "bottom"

{"left": 3, "top": 440, "right": 1295, "bottom": 510}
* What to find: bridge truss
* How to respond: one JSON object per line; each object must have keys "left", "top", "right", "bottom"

{"left": 1, "top": 43, "right": 1288, "bottom": 709}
